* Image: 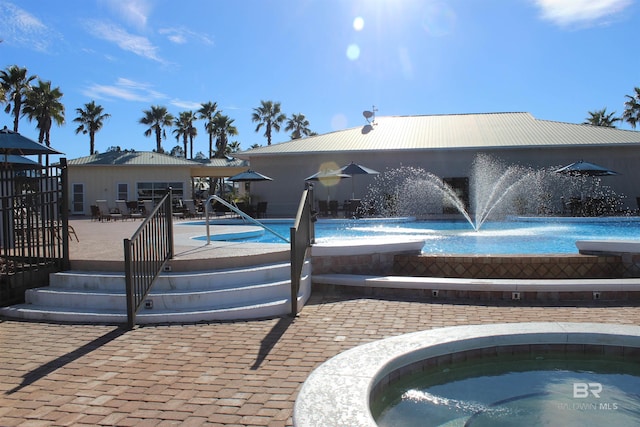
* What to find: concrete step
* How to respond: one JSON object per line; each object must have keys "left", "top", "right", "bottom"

{"left": 50, "top": 262, "right": 292, "bottom": 292}
{"left": 0, "top": 296, "right": 303, "bottom": 324}
{"left": 0, "top": 261, "right": 312, "bottom": 325}
{"left": 25, "top": 280, "right": 291, "bottom": 311}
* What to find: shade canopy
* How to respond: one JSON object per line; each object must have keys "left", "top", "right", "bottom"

{"left": 339, "top": 162, "right": 379, "bottom": 176}
{"left": 228, "top": 170, "right": 273, "bottom": 182}
{"left": 554, "top": 160, "right": 620, "bottom": 177}
{"left": 338, "top": 162, "right": 379, "bottom": 199}
{"left": 304, "top": 170, "right": 351, "bottom": 181}
{"left": 1, "top": 154, "right": 42, "bottom": 169}
{"left": 0, "top": 126, "right": 62, "bottom": 155}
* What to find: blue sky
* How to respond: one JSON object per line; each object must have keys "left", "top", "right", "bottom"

{"left": 1, "top": 0, "right": 639, "bottom": 160}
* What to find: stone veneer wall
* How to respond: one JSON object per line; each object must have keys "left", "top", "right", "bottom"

{"left": 393, "top": 254, "right": 625, "bottom": 279}
{"left": 312, "top": 252, "right": 402, "bottom": 276}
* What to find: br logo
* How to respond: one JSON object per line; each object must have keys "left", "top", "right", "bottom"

{"left": 573, "top": 382, "right": 602, "bottom": 398}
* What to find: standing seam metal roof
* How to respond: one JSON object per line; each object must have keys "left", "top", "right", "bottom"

{"left": 236, "top": 112, "right": 640, "bottom": 157}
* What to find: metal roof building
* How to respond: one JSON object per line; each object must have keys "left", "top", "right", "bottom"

{"left": 236, "top": 112, "right": 640, "bottom": 216}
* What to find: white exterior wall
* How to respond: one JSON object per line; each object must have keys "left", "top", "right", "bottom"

{"left": 245, "top": 145, "right": 640, "bottom": 217}
{"left": 68, "top": 165, "right": 193, "bottom": 216}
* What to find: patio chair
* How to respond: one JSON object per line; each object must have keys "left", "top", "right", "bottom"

{"left": 183, "top": 199, "right": 202, "bottom": 218}
{"left": 256, "top": 202, "right": 268, "bottom": 218}
{"left": 116, "top": 200, "right": 143, "bottom": 220}
{"left": 142, "top": 200, "right": 155, "bottom": 217}
{"left": 318, "top": 200, "right": 328, "bottom": 217}
{"left": 96, "top": 200, "right": 122, "bottom": 221}
{"left": 90, "top": 205, "right": 100, "bottom": 221}
{"left": 329, "top": 200, "right": 339, "bottom": 217}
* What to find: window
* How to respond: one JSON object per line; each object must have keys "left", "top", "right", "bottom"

{"left": 117, "top": 183, "right": 128, "bottom": 201}
{"left": 136, "top": 182, "right": 184, "bottom": 205}
{"left": 72, "top": 183, "right": 84, "bottom": 214}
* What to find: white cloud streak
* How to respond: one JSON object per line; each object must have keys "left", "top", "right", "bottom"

{"left": 84, "top": 19, "right": 166, "bottom": 63}
{"left": 101, "top": 0, "right": 150, "bottom": 30}
{"left": 83, "top": 77, "right": 166, "bottom": 102}
{"left": 170, "top": 99, "right": 203, "bottom": 110}
{"left": 0, "top": 1, "right": 62, "bottom": 52}
{"left": 534, "top": 0, "right": 633, "bottom": 27}
{"left": 158, "top": 27, "right": 214, "bottom": 46}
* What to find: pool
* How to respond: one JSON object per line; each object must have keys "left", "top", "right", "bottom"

{"left": 188, "top": 217, "right": 640, "bottom": 254}
{"left": 372, "top": 351, "right": 640, "bottom": 426}
{"left": 293, "top": 323, "right": 640, "bottom": 427}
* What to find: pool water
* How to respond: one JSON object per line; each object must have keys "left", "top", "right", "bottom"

{"left": 372, "top": 352, "right": 640, "bottom": 426}
{"left": 195, "top": 217, "right": 640, "bottom": 254}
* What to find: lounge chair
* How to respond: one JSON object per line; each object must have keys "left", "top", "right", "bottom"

{"left": 96, "top": 200, "right": 122, "bottom": 221}
{"left": 116, "top": 200, "right": 143, "bottom": 220}
{"left": 142, "top": 200, "right": 155, "bottom": 217}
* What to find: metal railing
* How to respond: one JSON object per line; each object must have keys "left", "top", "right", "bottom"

{"left": 204, "top": 195, "right": 289, "bottom": 244}
{"left": 0, "top": 160, "right": 68, "bottom": 306}
{"left": 289, "top": 183, "right": 315, "bottom": 315}
{"left": 124, "top": 188, "right": 174, "bottom": 329}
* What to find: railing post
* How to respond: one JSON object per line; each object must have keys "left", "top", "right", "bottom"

{"left": 124, "top": 238, "right": 135, "bottom": 329}
{"left": 166, "top": 187, "right": 174, "bottom": 259}
{"left": 290, "top": 227, "right": 298, "bottom": 316}
{"left": 60, "top": 158, "right": 70, "bottom": 270}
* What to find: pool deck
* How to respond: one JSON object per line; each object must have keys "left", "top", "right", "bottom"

{"left": 1, "top": 217, "right": 640, "bottom": 426}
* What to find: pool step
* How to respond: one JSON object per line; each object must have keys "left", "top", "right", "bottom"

{"left": 312, "top": 274, "right": 640, "bottom": 301}
{"left": 0, "top": 261, "right": 312, "bottom": 324}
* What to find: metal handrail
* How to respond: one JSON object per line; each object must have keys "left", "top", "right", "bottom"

{"left": 204, "top": 195, "right": 289, "bottom": 244}
{"left": 124, "top": 188, "right": 174, "bottom": 329}
{"left": 289, "top": 183, "right": 315, "bottom": 315}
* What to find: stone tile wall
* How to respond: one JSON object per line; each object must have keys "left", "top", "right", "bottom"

{"left": 393, "top": 254, "right": 625, "bottom": 279}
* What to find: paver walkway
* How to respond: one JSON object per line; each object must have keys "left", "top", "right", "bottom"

{"left": 2, "top": 292, "right": 639, "bottom": 426}
{"left": 2, "top": 217, "right": 640, "bottom": 425}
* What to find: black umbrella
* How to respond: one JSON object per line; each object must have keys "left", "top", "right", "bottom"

{"left": 554, "top": 160, "right": 620, "bottom": 177}
{"left": 338, "top": 162, "right": 379, "bottom": 199}
{"left": 0, "top": 126, "right": 62, "bottom": 156}
{"left": 228, "top": 170, "right": 273, "bottom": 182}
{"left": 228, "top": 170, "right": 273, "bottom": 204}
{"left": 305, "top": 170, "right": 351, "bottom": 201}
{"left": 1, "top": 154, "right": 41, "bottom": 169}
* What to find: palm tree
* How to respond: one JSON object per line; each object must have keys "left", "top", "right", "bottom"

{"left": 622, "top": 87, "right": 640, "bottom": 129}
{"left": 0, "top": 65, "right": 37, "bottom": 132}
{"left": 227, "top": 140, "right": 241, "bottom": 154}
{"left": 139, "top": 105, "right": 174, "bottom": 153}
{"left": 173, "top": 111, "right": 198, "bottom": 158}
{"left": 73, "top": 101, "right": 111, "bottom": 155}
{"left": 197, "top": 101, "right": 218, "bottom": 158}
{"left": 583, "top": 108, "right": 620, "bottom": 128}
{"left": 285, "top": 113, "right": 313, "bottom": 139}
{"left": 212, "top": 113, "right": 238, "bottom": 158}
{"left": 22, "top": 80, "right": 65, "bottom": 166}
{"left": 252, "top": 100, "right": 286, "bottom": 145}
{"left": 22, "top": 80, "right": 65, "bottom": 146}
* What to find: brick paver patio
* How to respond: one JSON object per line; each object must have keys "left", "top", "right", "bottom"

{"left": 2, "top": 290, "right": 639, "bottom": 426}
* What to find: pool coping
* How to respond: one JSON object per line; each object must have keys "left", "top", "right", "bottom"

{"left": 292, "top": 322, "right": 640, "bottom": 427}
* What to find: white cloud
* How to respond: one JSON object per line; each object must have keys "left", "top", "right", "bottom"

{"left": 0, "top": 1, "right": 62, "bottom": 52}
{"left": 101, "top": 0, "right": 150, "bottom": 30}
{"left": 83, "top": 77, "right": 166, "bottom": 102}
{"left": 85, "top": 19, "right": 166, "bottom": 63}
{"left": 170, "top": 99, "right": 202, "bottom": 110}
{"left": 534, "top": 0, "right": 633, "bottom": 27}
{"left": 159, "top": 27, "right": 214, "bottom": 46}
